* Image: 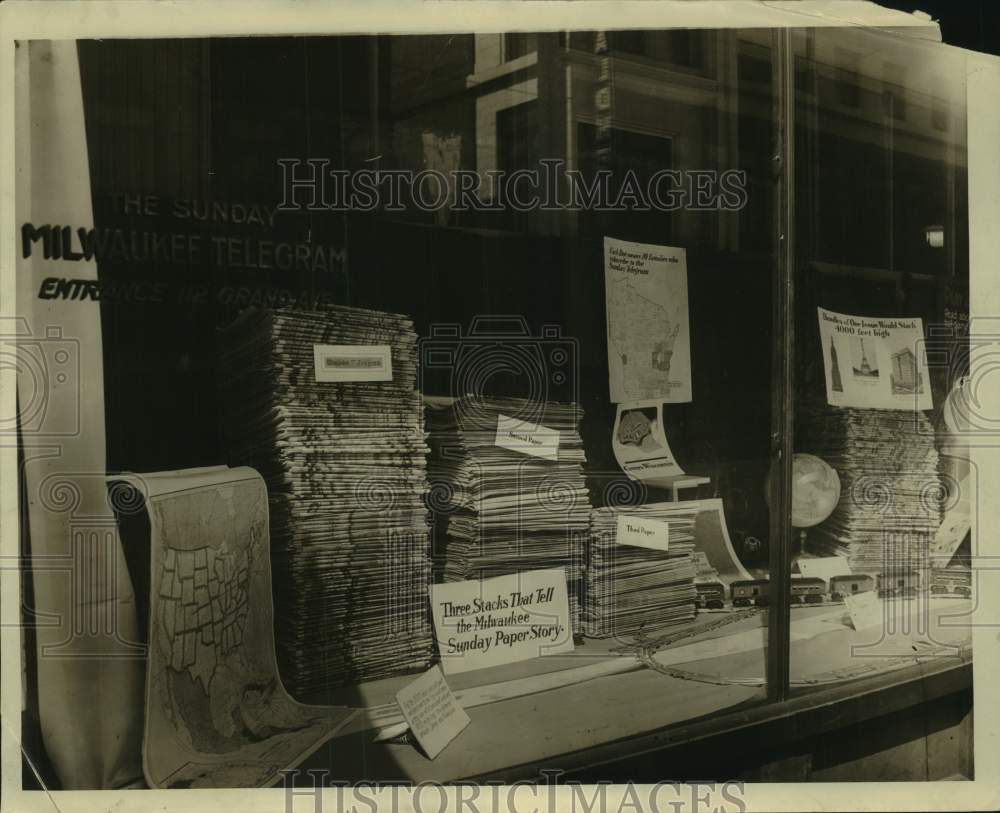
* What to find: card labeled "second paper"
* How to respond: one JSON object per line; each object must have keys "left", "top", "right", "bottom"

{"left": 494, "top": 414, "right": 560, "bottom": 461}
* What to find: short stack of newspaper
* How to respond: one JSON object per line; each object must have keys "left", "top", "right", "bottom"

{"left": 219, "top": 306, "right": 434, "bottom": 695}
{"left": 426, "top": 395, "right": 590, "bottom": 633}
{"left": 800, "top": 406, "right": 940, "bottom": 576}
{"left": 585, "top": 503, "right": 699, "bottom": 638}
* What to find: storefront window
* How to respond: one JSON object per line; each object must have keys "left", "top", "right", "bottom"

{"left": 789, "top": 28, "right": 971, "bottom": 696}
{"left": 14, "top": 13, "right": 981, "bottom": 792}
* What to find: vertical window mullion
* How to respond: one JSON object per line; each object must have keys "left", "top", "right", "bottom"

{"left": 767, "top": 27, "right": 796, "bottom": 704}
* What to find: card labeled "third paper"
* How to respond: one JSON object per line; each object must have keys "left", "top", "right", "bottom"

{"left": 615, "top": 514, "right": 670, "bottom": 552}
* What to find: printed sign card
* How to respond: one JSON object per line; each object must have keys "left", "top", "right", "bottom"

{"left": 604, "top": 237, "right": 692, "bottom": 403}
{"left": 430, "top": 569, "right": 574, "bottom": 675}
{"left": 615, "top": 514, "right": 670, "bottom": 552}
{"left": 395, "top": 666, "right": 470, "bottom": 760}
{"left": 494, "top": 414, "right": 560, "bottom": 461}
{"left": 313, "top": 344, "right": 393, "bottom": 382}
{"left": 817, "top": 308, "right": 932, "bottom": 410}
{"left": 796, "top": 556, "right": 852, "bottom": 581}
{"left": 611, "top": 399, "right": 710, "bottom": 491}
{"left": 843, "top": 591, "right": 884, "bottom": 631}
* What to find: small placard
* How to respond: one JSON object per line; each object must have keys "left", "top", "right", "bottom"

{"left": 395, "top": 666, "right": 470, "bottom": 760}
{"left": 494, "top": 414, "right": 560, "bottom": 461}
{"left": 615, "top": 514, "right": 670, "bottom": 552}
{"left": 430, "top": 569, "right": 574, "bottom": 675}
{"left": 843, "top": 591, "right": 884, "bottom": 631}
{"left": 796, "top": 556, "right": 852, "bottom": 582}
{"left": 313, "top": 344, "right": 392, "bottom": 382}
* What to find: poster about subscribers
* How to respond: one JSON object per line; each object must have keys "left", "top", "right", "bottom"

{"left": 605, "top": 237, "right": 692, "bottom": 403}
{"left": 818, "top": 307, "right": 932, "bottom": 411}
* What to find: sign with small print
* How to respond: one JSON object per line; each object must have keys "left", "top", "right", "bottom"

{"left": 844, "top": 591, "right": 884, "bottom": 631}
{"left": 395, "top": 666, "right": 470, "bottom": 759}
{"left": 494, "top": 414, "right": 560, "bottom": 461}
{"left": 313, "top": 344, "right": 392, "bottom": 382}
{"left": 615, "top": 514, "right": 670, "bottom": 552}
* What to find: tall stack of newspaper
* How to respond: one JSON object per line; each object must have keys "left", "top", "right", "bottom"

{"left": 800, "top": 406, "right": 940, "bottom": 575}
{"left": 219, "top": 306, "right": 433, "bottom": 695}
{"left": 426, "top": 396, "right": 590, "bottom": 633}
{"left": 585, "top": 503, "right": 698, "bottom": 638}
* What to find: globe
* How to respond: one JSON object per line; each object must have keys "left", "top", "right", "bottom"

{"left": 791, "top": 453, "right": 841, "bottom": 528}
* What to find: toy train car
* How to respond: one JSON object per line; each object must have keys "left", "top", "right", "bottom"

{"left": 931, "top": 582, "right": 972, "bottom": 598}
{"left": 730, "top": 573, "right": 879, "bottom": 607}
{"left": 876, "top": 568, "right": 921, "bottom": 598}
{"left": 830, "top": 573, "right": 875, "bottom": 601}
{"left": 695, "top": 580, "right": 727, "bottom": 610}
{"left": 790, "top": 576, "right": 826, "bottom": 604}
{"left": 930, "top": 568, "right": 971, "bottom": 597}
{"left": 731, "top": 579, "right": 768, "bottom": 607}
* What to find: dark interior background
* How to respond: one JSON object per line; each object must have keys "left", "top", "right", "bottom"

{"left": 75, "top": 24, "right": 969, "bottom": 566}
{"left": 77, "top": 34, "right": 779, "bottom": 549}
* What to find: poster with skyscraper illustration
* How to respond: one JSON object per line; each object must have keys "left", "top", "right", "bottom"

{"left": 817, "top": 307, "right": 933, "bottom": 411}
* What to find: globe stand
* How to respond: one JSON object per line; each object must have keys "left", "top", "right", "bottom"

{"left": 796, "top": 527, "right": 809, "bottom": 559}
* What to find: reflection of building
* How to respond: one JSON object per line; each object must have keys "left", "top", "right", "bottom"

{"left": 852, "top": 338, "right": 879, "bottom": 377}
{"left": 830, "top": 337, "right": 843, "bottom": 392}
{"left": 891, "top": 347, "right": 923, "bottom": 393}
{"left": 468, "top": 30, "right": 720, "bottom": 243}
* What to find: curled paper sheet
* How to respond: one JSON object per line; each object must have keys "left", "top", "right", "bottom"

{"left": 931, "top": 455, "right": 973, "bottom": 564}
{"left": 612, "top": 399, "right": 709, "bottom": 492}
{"left": 119, "top": 466, "right": 357, "bottom": 788}
{"left": 691, "top": 498, "right": 753, "bottom": 586}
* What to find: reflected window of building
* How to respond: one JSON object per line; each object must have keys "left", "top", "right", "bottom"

{"left": 503, "top": 32, "right": 537, "bottom": 61}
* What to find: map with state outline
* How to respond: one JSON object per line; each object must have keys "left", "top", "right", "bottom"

{"left": 142, "top": 468, "right": 357, "bottom": 788}
{"left": 604, "top": 237, "right": 692, "bottom": 403}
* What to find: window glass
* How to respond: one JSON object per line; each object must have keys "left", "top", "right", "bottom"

{"left": 790, "top": 28, "right": 972, "bottom": 696}
{"left": 71, "top": 30, "right": 778, "bottom": 781}
{"left": 20, "top": 21, "right": 975, "bottom": 789}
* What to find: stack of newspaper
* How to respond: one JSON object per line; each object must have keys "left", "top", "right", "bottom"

{"left": 426, "top": 395, "right": 590, "bottom": 633}
{"left": 219, "top": 306, "right": 433, "bottom": 695}
{"left": 800, "top": 406, "right": 940, "bottom": 575}
{"left": 585, "top": 502, "right": 698, "bottom": 638}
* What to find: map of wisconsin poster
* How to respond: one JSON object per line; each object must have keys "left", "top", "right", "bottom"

{"left": 604, "top": 237, "right": 693, "bottom": 403}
